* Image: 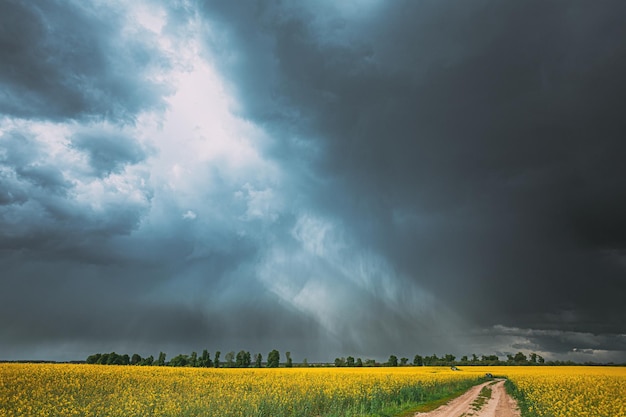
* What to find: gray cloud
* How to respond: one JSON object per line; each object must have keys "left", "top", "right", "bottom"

{"left": 484, "top": 325, "right": 626, "bottom": 363}
{"left": 0, "top": 0, "right": 171, "bottom": 121}
{"left": 0, "top": 123, "right": 153, "bottom": 262}
{"left": 1, "top": 0, "right": 625, "bottom": 362}
{"left": 0, "top": 251, "right": 328, "bottom": 361}
{"left": 71, "top": 128, "right": 148, "bottom": 177}
{"left": 195, "top": 0, "right": 626, "bottom": 357}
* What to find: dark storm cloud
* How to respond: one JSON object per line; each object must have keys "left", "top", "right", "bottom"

{"left": 15, "top": 164, "right": 70, "bottom": 195}
{"left": 198, "top": 0, "right": 626, "bottom": 349}
{"left": 0, "top": 0, "right": 170, "bottom": 121}
{"left": 71, "top": 129, "right": 148, "bottom": 176}
{"left": 490, "top": 325, "right": 626, "bottom": 358}
{"left": 0, "top": 126, "right": 152, "bottom": 258}
{"left": 2, "top": 0, "right": 626, "bottom": 363}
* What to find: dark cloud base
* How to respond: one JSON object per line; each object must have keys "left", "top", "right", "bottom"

{"left": 200, "top": 0, "right": 626, "bottom": 345}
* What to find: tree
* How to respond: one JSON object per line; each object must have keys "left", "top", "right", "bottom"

{"left": 444, "top": 354, "right": 456, "bottom": 365}
{"left": 254, "top": 353, "right": 263, "bottom": 368}
{"left": 483, "top": 355, "right": 499, "bottom": 363}
{"left": 529, "top": 352, "right": 538, "bottom": 364}
{"left": 400, "top": 357, "right": 409, "bottom": 366}
{"left": 190, "top": 351, "right": 198, "bottom": 367}
{"left": 214, "top": 351, "right": 221, "bottom": 368}
{"left": 334, "top": 357, "right": 345, "bottom": 367}
{"left": 86, "top": 353, "right": 101, "bottom": 364}
{"left": 285, "top": 352, "right": 293, "bottom": 368}
{"left": 387, "top": 355, "right": 398, "bottom": 367}
{"left": 267, "top": 350, "right": 280, "bottom": 368}
{"left": 461, "top": 355, "right": 468, "bottom": 363}
{"left": 346, "top": 356, "right": 355, "bottom": 367}
{"left": 140, "top": 355, "right": 154, "bottom": 366}
{"left": 236, "top": 350, "right": 251, "bottom": 368}
{"left": 514, "top": 352, "right": 527, "bottom": 363}
{"left": 169, "top": 354, "right": 189, "bottom": 367}
{"left": 413, "top": 354, "right": 423, "bottom": 366}
{"left": 302, "top": 358, "right": 308, "bottom": 367}
{"left": 424, "top": 354, "right": 438, "bottom": 366}
{"left": 471, "top": 354, "right": 479, "bottom": 363}
{"left": 225, "top": 351, "right": 235, "bottom": 367}
{"left": 157, "top": 352, "right": 167, "bottom": 366}
{"left": 355, "top": 357, "right": 363, "bottom": 367}
{"left": 104, "top": 352, "right": 125, "bottom": 365}
{"left": 236, "top": 351, "right": 245, "bottom": 368}
{"left": 131, "top": 353, "right": 142, "bottom": 365}
{"left": 199, "top": 350, "right": 212, "bottom": 367}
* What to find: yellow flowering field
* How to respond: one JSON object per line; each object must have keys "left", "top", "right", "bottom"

{"left": 3, "top": 363, "right": 624, "bottom": 416}
{"left": 462, "top": 366, "right": 626, "bottom": 417}
{"left": 0, "top": 364, "right": 481, "bottom": 417}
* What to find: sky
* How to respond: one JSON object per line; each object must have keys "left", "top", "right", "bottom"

{"left": 1, "top": 0, "right": 625, "bottom": 364}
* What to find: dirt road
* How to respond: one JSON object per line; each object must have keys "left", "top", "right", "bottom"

{"left": 415, "top": 379, "right": 521, "bottom": 417}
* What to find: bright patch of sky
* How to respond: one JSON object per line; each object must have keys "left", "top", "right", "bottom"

{"left": 132, "top": 3, "right": 167, "bottom": 34}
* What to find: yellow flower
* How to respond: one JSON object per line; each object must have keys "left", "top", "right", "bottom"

{"left": 1, "top": 363, "right": 624, "bottom": 416}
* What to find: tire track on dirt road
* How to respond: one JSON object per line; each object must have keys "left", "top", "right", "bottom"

{"left": 414, "top": 379, "right": 521, "bottom": 417}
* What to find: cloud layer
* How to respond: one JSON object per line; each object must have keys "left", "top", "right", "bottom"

{"left": 1, "top": 0, "right": 625, "bottom": 362}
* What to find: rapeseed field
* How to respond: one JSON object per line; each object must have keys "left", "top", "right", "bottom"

{"left": 0, "top": 364, "right": 479, "bottom": 417}
{"left": 463, "top": 366, "right": 626, "bottom": 417}
{"left": 2, "top": 364, "right": 624, "bottom": 416}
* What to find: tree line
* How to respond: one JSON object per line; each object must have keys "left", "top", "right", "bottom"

{"left": 86, "top": 349, "right": 291, "bottom": 368}
{"left": 334, "top": 352, "right": 547, "bottom": 367}
{"left": 87, "top": 350, "right": 603, "bottom": 368}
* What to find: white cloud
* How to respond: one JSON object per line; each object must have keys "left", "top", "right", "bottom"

{"left": 102, "top": 5, "right": 287, "bottom": 240}
{"left": 182, "top": 210, "right": 197, "bottom": 220}
{"left": 236, "top": 183, "right": 283, "bottom": 222}
{"left": 292, "top": 214, "right": 340, "bottom": 258}
{"left": 0, "top": 3, "right": 286, "bottom": 246}
{"left": 131, "top": 3, "right": 167, "bottom": 34}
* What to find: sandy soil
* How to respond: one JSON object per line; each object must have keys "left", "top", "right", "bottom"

{"left": 414, "top": 379, "right": 521, "bottom": 417}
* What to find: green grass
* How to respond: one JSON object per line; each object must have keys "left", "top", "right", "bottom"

{"left": 470, "top": 385, "right": 492, "bottom": 412}
{"left": 257, "top": 377, "right": 489, "bottom": 417}
{"left": 386, "top": 379, "right": 489, "bottom": 417}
